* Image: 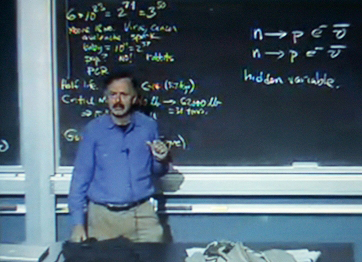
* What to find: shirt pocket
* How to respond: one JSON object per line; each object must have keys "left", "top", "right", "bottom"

{"left": 95, "top": 141, "right": 120, "bottom": 170}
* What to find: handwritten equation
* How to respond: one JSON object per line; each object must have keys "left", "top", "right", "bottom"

{"left": 63, "top": 128, "right": 187, "bottom": 149}
{"left": 66, "top": 1, "right": 168, "bottom": 21}
{"left": 66, "top": 1, "right": 178, "bottom": 76}
{"left": 252, "top": 23, "right": 350, "bottom": 63}
{"left": 0, "top": 139, "right": 10, "bottom": 153}
{"left": 149, "top": 96, "right": 222, "bottom": 117}
{"left": 60, "top": 77, "right": 223, "bottom": 119}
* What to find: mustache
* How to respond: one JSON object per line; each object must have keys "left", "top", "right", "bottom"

{"left": 112, "top": 103, "right": 124, "bottom": 109}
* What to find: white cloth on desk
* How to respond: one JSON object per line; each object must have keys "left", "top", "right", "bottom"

{"left": 185, "top": 241, "right": 322, "bottom": 262}
{"left": 286, "top": 249, "right": 321, "bottom": 262}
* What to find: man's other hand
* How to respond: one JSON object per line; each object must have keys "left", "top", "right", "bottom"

{"left": 147, "top": 140, "right": 169, "bottom": 161}
{"left": 70, "top": 224, "right": 87, "bottom": 242}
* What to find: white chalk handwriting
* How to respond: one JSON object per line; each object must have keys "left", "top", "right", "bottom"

{"left": 0, "top": 139, "right": 10, "bottom": 153}
{"left": 141, "top": 79, "right": 196, "bottom": 94}
{"left": 243, "top": 69, "right": 340, "bottom": 89}
{"left": 252, "top": 23, "right": 350, "bottom": 62}
{"left": 63, "top": 127, "right": 187, "bottom": 150}
{"left": 66, "top": 1, "right": 168, "bottom": 21}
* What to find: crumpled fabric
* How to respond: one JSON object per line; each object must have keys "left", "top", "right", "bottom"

{"left": 185, "top": 241, "right": 297, "bottom": 262}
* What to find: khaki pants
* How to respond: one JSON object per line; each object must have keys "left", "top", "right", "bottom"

{"left": 87, "top": 201, "right": 164, "bottom": 243}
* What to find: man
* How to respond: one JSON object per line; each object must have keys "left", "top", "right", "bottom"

{"left": 68, "top": 72, "right": 170, "bottom": 243}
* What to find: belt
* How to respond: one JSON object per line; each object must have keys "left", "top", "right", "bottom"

{"left": 94, "top": 197, "right": 150, "bottom": 212}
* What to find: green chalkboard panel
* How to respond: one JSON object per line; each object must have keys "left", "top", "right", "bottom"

{"left": 56, "top": 0, "right": 362, "bottom": 166}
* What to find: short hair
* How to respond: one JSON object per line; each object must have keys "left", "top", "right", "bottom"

{"left": 103, "top": 71, "right": 139, "bottom": 93}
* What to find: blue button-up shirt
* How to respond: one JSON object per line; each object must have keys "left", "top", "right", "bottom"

{"left": 68, "top": 111, "right": 169, "bottom": 225}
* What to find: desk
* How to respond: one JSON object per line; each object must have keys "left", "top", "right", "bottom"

{"left": 44, "top": 241, "right": 354, "bottom": 262}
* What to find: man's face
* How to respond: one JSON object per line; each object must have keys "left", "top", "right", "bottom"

{"left": 106, "top": 78, "right": 137, "bottom": 118}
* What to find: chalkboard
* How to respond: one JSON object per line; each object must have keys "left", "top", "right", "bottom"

{"left": 55, "top": 0, "right": 362, "bottom": 166}
{"left": 0, "top": 1, "right": 20, "bottom": 165}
